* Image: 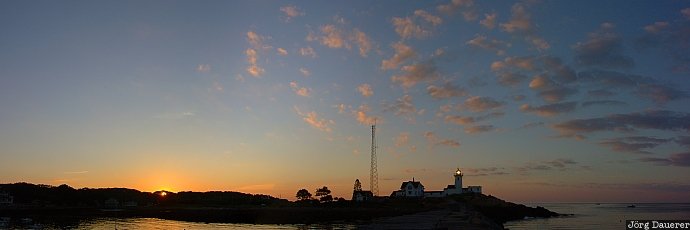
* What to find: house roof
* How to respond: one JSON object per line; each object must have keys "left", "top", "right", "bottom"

{"left": 400, "top": 181, "right": 424, "bottom": 189}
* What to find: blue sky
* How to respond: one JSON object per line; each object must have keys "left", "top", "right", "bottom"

{"left": 1, "top": 0, "right": 689, "bottom": 202}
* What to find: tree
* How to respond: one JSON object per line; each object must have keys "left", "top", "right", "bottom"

{"left": 353, "top": 179, "right": 362, "bottom": 191}
{"left": 315, "top": 186, "right": 332, "bottom": 202}
{"left": 296, "top": 189, "right": 312, "bottom": 201}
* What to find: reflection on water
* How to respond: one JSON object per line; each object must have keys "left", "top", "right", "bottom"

{"left": 505, "top": 203, "right": 690, "bottom": 230}
{"left": 3, "top": 203, "right": 687, "bottom": 229}
{"left": 0, "top": 217, "right": 357, "bottom": 230}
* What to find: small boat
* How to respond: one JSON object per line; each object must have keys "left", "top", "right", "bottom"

{"left": 627, "top": 204, "right": 636, "bottom": 208}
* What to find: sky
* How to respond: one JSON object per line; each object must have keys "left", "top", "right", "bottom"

{"left": 1, "top": 0, "right": 689, "bottom": 203}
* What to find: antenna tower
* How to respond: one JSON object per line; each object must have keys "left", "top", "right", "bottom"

{"left": 370, "top": 120, "right": 379, "bottom": 196}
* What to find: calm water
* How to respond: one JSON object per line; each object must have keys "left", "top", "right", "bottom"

{"left": 0, "top": 217, "right": 357, "bottom": 230}
{"left": 505, "top": 203, "right": 690, "bottom": 230}
{"left": 2, "top": 203, "right": 688, "bottom": 229}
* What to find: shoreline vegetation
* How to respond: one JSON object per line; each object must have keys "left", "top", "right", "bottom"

{"left": 0, "top": 183, "right": 559, "bottom": 229}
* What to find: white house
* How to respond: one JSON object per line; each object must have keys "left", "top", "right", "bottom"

{"left": 391, "top": 168, "right": 482, "bottom": 198}
{"left": 391, "top": 178, "right": 424, "bottom": 198}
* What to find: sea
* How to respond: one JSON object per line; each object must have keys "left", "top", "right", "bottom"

{"left": 1, "top": 203, "right": 688, "bottom": 229}
{"left": 504, "top": 203, "right": 690, "bottom": 229}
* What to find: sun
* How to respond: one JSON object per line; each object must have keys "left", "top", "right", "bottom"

{"left": 160, "top": 191, "right": 167, "bottom": 197}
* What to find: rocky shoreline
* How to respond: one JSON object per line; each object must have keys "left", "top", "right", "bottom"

{"left": 1, "top": 194, "right": 559, "bottom": 229}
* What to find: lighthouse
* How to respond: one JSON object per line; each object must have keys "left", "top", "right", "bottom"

{"left": 454, "top": 168, "right": 463, "bottom": 194}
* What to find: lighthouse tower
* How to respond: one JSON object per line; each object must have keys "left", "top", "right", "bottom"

{"left": 454, "top": 168, "right": 463, "bottom": 193}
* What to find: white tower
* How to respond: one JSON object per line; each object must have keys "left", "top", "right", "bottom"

{"left": 454, "top": 168, "right": 463, "bottom": 193}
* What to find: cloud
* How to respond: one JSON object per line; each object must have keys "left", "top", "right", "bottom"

{"left": 520, "top": 122, "right": 544, "bottom": 129}
{"left": 644, "top": 21, "right": 669, "bottom": 34}
{"left": 587, "top": 89, "right": 616, "bottom": 98}
{"left": 541, "top": 56, "right": 577, "bottom": 83}
{"left": 289, "top": 81, "right": 311, "bottom": 97}
{"left": 391, "top": 61, "right": 440, "bottom": 88}
{"left": 392, "top": 17, "right": 428, "bottom": 40}
{"left": 296, "top": 47, "right": 316, "bottom": 59}
{"left": 245, "top": 31, "right": 268, "bottom": 77}
{"left": 333, "top": 103, "right": 350, "bottom": 114}
{"left": 415, "top": 10, "right": 443, "bottom": 26}
{"left": 463, "top": 96, "right": 505, "bottom": 112}
{"left": 196, "top": 64, "right": 210, "bottom": 73}
{"left": 466, "top": 34, "right": 511, "bottom": 55}
{"left": 424, "top": 131, "right": 436, "bottom": 142}
{"left": 528, "top": 74, "right": 577, "bottom": 102}
{"left": 676, "top": 136, "right": 690, "bottom": 148}
{"left": 682, "top": 8, "right": 690, "bottom": 20}
{"left": 520, "top": 102, "right": 577, "bottom": 117}
{"left": 395, "top": 132, "right": 410, "bottom": 147}
{"left": 392, "top": 10, "right": 442, "bottom": 40}
{"left": 445, "top": 115, "right": 475, "bottom": 125}
{"left": 352, "top": 104, "right": 379, "bottom": 125}
{"left": 464, "top": 167, "right": 509, "bottom": 176}
{"left": 294, "top": 107, "right": 334, "bottom": 132}
{"left": 445, "top": 112, "right": 504, "bottom": 125}
{"left": 352, "top": 28, "right": 372, "bottom": 57}
{"left": 437, "top": 139, "right": 460, "bottom": 148}
{"left": 280, "top": 5, "right": 304, "bottom": 22}
{"left": 464, "top": 125, "right": 495, "bottom": 134}
{"left": 492, "top": 55, "right": 577, "bottom": 101}
{"left": 516, "top": 158, "right": 578, "bottom": 173}
{"left": 636, "top": 83, "right": 687, "bottom": 104}
{"left": 639, "top": 152, "right": 690, "bottom": 167}
{"left": 578, "top": 70, "right": 686, "bottom": 104}
{"left": 424, "top": 131, "right": 461, "bottom": 148}
{"left": 581, "top": 100, "right": 627, "bottom": 108}
{"left": 500, "top": 2, "right": 549, "bottom": 50}
{"left": 635, "top": 19, "right": 690, "bottom": 72}
{"left": 247, "top": 31, "right": 264, "bottom": 48}
{"left": 577, "top": 70, "right": 640, "bottom": 89}
{"left": 512, "top": 94, "right": 526, "bottom": 101}
{"left": 384, "top": 95, "right": 417, "bottom": 121}
{"left": 573, "top": 23, "right": 634, "bottom": 69}
{"left": 537, "top": 86, "right": 578, "bottom": 103}
{"left": 496, "top": 72, "right": 528, "bottom": 86}
{"left": 598, "top": 136, "right": 671, "bottom": 154}
{"left": 381, "top": 42, "right": 416, "bottom": 70}
{"left": 299, "top": 67, "right": 311, "bottom": 77}
{"left": 491, "top": 56, "right": 537, "bottom": 71}
{"left": 437, "top": 0, "right": 476, "bottom": 21}
{"left": 427, "top": 82, "right": 467, "bottom": 99}
{"left": 552, "top": 110, "right": 690, "bottom": 136}
{"left": 357, "top": 84, "right": 373, "bottom": 97}
{"left": 500, "top": 3, "right": 532, "bottom": 33}
{"left": 276, "top": 47, "right": 288, "bottom": 56}
{"left": 315, "top": 24, "right": 347, "bottom": 49}
{"left": 308, "top": 22, "right": 372, "bottom": 57}
{"left": 480, "top": 13, "right": 497, "bottom": 29}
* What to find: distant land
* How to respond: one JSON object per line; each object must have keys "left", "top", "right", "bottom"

{"left": 0, "top": 182, "right": 559, "bottom": 228}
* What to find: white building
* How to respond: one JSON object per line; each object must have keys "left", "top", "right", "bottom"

{"left": 390, "top": 178, "right": 424, "bottom": 198}
{"left": 391, "top": 168, "right": 482, "bottom": 198}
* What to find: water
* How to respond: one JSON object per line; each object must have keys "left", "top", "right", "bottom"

{"left": 2, "top": 204, "right": 687, "bottom": 229}
{"left": 504, "top": 203, "right": 690, "bottom": 229}
{"left": 0, "top": 217, "right": 357, "bottom": 230}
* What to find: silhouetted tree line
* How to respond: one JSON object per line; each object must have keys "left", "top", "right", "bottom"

{"left": 0, "top": 183, "right": 284, "bottom": 207}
